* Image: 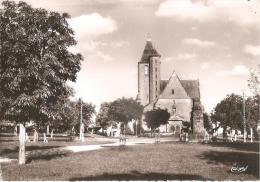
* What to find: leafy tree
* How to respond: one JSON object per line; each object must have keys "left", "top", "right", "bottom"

{"left": 248, "top": 66, "right": 260, "bottom": 126}
{"left": 144, "top": 108, "right": 170, "bottom": 134}
{"left": 203, "top": 112, "right": 212, "bottom": 132}
{"left": 96, "top": 102, "right": 114, "bottom": 131}
{"left": 0, "top": 1, "right": 82, "bottom": 164}
{"left": 48, "top": 98, "right": 95, "bottom": 133}
{"left": 211, "top": 94, "right": 243, "bottom": 137}
{"left": 212, "top": 93, "right": 259, "bottom": 139}
{"left": 107, "top": 97, "right": 144, "bottom": 135}
{"left": 246, "top": 96, "right": 259, "bottom": 137}
{"left": 73, "top": 99, "right": 96, "bottom": 135}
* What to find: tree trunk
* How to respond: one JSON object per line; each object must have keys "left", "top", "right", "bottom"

{"left": 50, "top": 129, "right": 54, "bottom": 139}
{"left": 19, "top": 124, "right": 26, "bottom": 165}
{"left": 124, "top": 123, "right": 126, "bottom": 137}
{"left": 47, "top": 125, "right": 49, "bottom": 135}
{"left": 234, "top": 130, "right": 237, "bottom": 142}
{"left": 250, "top": 128, "right": 253, "bottom": 143}
{"left": 223, "top": 126, "right": 227, "bottom": 141}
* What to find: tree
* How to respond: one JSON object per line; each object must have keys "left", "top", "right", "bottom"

{"left": 246, "top": 96, "right": 259, "bottom": 138}
{"left": 211, "top": 94, "right": 243, "bottom": 138}
{"left": 76, "top": 99, "right": 96, "bottom": 128}
{"left": 73, "top": 99, "right": 95, "bottom": 140}
{"left": 203, "top": 112, "right": 212, "bottom": 133}
{"left": 0, "top": 1, "right": 82, "bottom": 164}
{"left": 144, "top": 108, "right": 170, "bottom": 135}
{"left": 46, "top": 98, "right": 95, "bottom": 134}
{"left": 248, "top": 65, "right": 260, "bottom": 129}
{"left": 96, "top": 102, "right": 114, "bottom": 132}
{"left": 107, "top": 97, "right": 144, "bottom": 135}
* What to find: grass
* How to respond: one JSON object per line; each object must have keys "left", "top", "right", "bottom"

{"left": 1, "top": 140, "right": 259, "bottom": 181}
{"left": 0, "top": 133, "right": 114, "bottom": 160}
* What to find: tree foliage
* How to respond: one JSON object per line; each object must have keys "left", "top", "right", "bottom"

{"left": 0, "top": 1, "right": 82, "bottom": 125}
{"left": 246, "top": 96, "right": 259, "bottom": 129}
{"left": 95, "top": 102, "right": 113, "bottom": 130}
{"left": 108, "top": 97, "right": 144, "bottom": 124}
{"left": 203, "top": 112, "right": 212, "bottom": 132}
{"left": 211, "top": 93, "right": 259, "bottom": 132}
{"left": 248, "top": 65, "right": 260, "bottom": 96}
{"left": 96, "top": 98, "right": 144, "bottom": 130}
{"left": 144, "top": 108, "right": 170, "bottom": 130}
{"left": 50, "top": 98, "right": 96, "bottom": 133}
{"left": 211, "top": 94, "right": 243, "bottom": 130}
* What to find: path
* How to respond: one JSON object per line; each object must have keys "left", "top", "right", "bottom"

{"left": 65, "top": 137, "right": 177, "bottom": 152}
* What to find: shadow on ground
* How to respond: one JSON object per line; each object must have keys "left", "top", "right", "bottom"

{"left": 69, "top": 170, "right": 212, "bottom": 181}
{"left": 0, "top": 145, "right": 61, "bottom": 155}
{"left": 198, "top": 150, "right": 259, "bottom": 179}
{"left": 204, "top": 142, "right": 259, "bottom": 152}
{"left": 26, "top": 152, "right": 69, "bottom": 163}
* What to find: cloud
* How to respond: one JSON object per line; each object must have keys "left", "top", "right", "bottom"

{"left": 182, "top": 38, "right": 216, "bottom": 48}
{"left": 177, "top": 53, "right": 197, "bottom": 61}
{"left": 83, "top": 0, "right": 158, "bottom": 5}
{"left": 155, "top": 0, "right": 260, "bottom": 26}
{"left": 162, "top": 57, "right": 174, "bottom": 63}
{"left": 67, "top": 13, "right": 117, "bottom": 39}
{"left": 244, "top": 44, "right": 260, "bottom": 56}
{"left": 155, "top": 0, "right": 211, "bottom": 20}
{"left": 217, "top": 65, "right": 249, "bottom": 77}
{"left": 201, "top": 62, "right": 210, "bottom": 70}
{"left": 91, "top": 51, "right": 114, "bottom": 62}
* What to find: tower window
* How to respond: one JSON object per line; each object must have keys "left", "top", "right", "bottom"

{"left": 144, "top": 65, "right": 148, "bottom": 75}
{"left": 172, "top": 89, "right": 174, "bottom": 94}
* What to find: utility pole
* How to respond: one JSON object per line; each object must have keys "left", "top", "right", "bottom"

{"left": 243, "top": 91, "right": 247, "bottom": 143}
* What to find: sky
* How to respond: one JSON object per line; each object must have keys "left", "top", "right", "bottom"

{"left": 4, "top": 0, "right": 260, "bottom": 113}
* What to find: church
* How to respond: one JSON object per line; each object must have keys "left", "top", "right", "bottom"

{"left": 137, "top": 38, "right": 205, "bottom": 136}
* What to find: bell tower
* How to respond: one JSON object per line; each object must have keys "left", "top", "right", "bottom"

{"left": 137, "top": 37, "right": 161, "bottom": 106}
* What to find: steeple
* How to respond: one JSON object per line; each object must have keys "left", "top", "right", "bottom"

{"left": 140, "top": 37, "right": 160, "bottom": 63}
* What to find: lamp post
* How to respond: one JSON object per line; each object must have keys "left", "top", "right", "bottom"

{"left": 79, "top": 98, "right": 84, "bottom": 142}
{"left": 242, "top": 91, "right": 246, "bottom": 143}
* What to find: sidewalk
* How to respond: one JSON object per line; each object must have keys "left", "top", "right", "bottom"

{"left": 65, "top": 136, "right": 177, "bottom": 152}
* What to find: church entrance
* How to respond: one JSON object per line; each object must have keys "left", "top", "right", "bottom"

{"left": 167, "top": 120, "right": 182, "bottom": 134}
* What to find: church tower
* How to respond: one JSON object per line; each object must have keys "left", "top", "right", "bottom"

{"left": 138, "top": 38, "right": 161, "bottom": 106}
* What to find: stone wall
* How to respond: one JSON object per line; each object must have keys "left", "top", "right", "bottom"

{"left": 155, "top": 98, "right": 192, "bottom": 121}
{"left": 149, "top": 56, "right": 161, "bottom": 103}
{"left": 138, "top": 62, "right": 150, "bottom": 105}
{"left": 191, "top": 99, "right": 205, "bottom": 136}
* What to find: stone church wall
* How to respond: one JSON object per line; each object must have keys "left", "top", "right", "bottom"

{"left": 138, "top": 62, "right": 150, "bottom": 105}
{"left": 155, "top": 98, "right": 192, "bottom": 121}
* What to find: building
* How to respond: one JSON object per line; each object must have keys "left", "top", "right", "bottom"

{"left": 137, "top": 38, "right": 205, "bottom": 136}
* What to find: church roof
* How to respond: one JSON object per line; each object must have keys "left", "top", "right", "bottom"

{"left": 160, "top": 79, "right": 200, "bottom": 99}
{"left": 160, "top": 80, "right": 168, "bottom": 92}
{"left": 180, "top": 80, "right": 200, "bottom": 99}
{"left": 140, "top": 40, "right": 161, "bottom": 63}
